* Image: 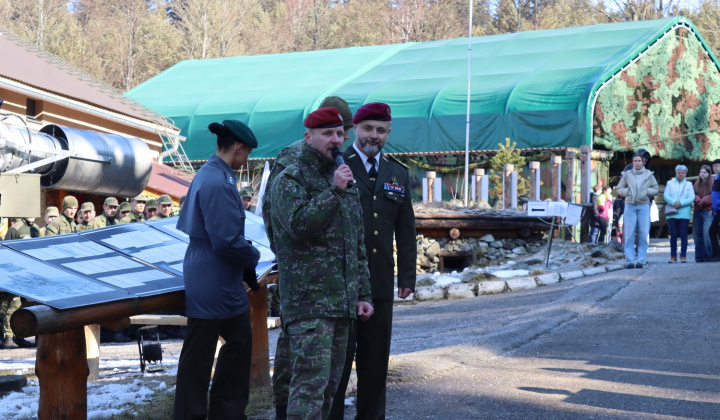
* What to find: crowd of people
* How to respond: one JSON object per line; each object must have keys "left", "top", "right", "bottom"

{"left": 0, "top": 193, "right": 185, "bottom": 349}
{"left": 589, "top": 149, "right": 720, "bottom": 268}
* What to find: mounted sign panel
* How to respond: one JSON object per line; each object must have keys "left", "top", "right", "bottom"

{"left": 0, "top": 173, "right": 41, "bottom": 218}
{"left": 0, "top": 247, "right": 134, "bottom": 309}
{"left": 146, "top": 215, "right": 277, "bottom": 280}
{"left": 4, "top": 234, "right": 183, "bottom": 297}
{"left": 527, "top": 201, "right": 548, "bottom": 217}
{"left": 81, "top": 223, "right": 186, "bottom": 276}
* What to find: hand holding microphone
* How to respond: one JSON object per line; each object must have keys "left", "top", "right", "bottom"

{"left": 331, "top": 147, "right": 353, "bottom": 190}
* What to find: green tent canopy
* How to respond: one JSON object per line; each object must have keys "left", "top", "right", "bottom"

{"left": 126, "top": 17, "right": 719, "bottom": 161}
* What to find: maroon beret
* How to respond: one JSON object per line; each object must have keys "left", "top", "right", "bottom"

{"left": 304, "top": 107, "right": 344, "bottom": 129}
{"left": 352, "top": 102, "right": 392, "bottom": 124}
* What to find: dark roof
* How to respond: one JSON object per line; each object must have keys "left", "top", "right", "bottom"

{"left": 146, "top": 163, "right": 193, "bottom": 199}
{"left": 0, "top": 28, "right": 176, "bottom": 131}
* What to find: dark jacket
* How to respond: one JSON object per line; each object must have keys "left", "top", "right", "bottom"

{"left": 344, "top": 145, "right": 417, "bottom": 300}
{"left": 177, "top": 154, "right": 260, "bottom": 319}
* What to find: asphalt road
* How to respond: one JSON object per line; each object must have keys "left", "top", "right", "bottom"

{"left": 382, "top": 239, "right": 720, "bottom": 419}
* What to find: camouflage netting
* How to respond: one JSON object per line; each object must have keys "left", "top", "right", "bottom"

{"left": 594, "top": 27, "right": 720, "bottom": 161}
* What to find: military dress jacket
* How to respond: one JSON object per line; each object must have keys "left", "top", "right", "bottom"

{"left": 4, "top": 219, "right": 41, "bottom": 240}
{"left": 270, "top": 144, "right": 372, "bottom": 325}
{"left": 88, "top": 213, "right": 118, "bottom": 230}
{"left": 177, "top": 154, "right": 260, "bottom": 319}
{"left": 44, "top": 214, "right": 77, "bottom": 236}
{"left": 344, "top": 146, "right": 417, "bottom": 300}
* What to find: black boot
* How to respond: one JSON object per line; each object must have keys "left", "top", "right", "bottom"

{"left": 13, "top": 336, "right": 37, "bottom": 348}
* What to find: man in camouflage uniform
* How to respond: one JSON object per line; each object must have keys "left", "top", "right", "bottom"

{"left": 263, "top": 96, "right": 354, "bottom": 420}
{"left": 117, "top": 201, "right": 132, "bottom": 223}
{"left": 44, "top": 196, "right": 78, "bottom": 236}
{"left": 270, "top": 106, "right": 373, "bottom": 420}
{"left": 88, "top": 197, "right": 119, "bottom": 229}
{"left": 4, "top": 217, "right": 40, "bottom": 240}
{"left": 145, "top": 198, "right": 158, "bottom": 219}
{"left": 239, "top": 187, "right": 255, "bottom": 212}
{"left": 74, "top": 202, "right": 95, "bottom": 233}
{"left": 128, "top": 194, "right": 147, "bottom": 223}
{"left": 2, "top": 217, "right": 40, "bottom": 349}
{"left": 149, "top": 195, "right": 173, "bottom": 220}
{"left": 39, "top": 206, "right": 59, "bottom": 237}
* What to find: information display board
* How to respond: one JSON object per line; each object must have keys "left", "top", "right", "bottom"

{"left": 0, "top": 247, "right": 134, "bottom": 309}
{"left": 80, "top": 223, "right": 187, "bottom": 276}
{"left": 4, "top": 235, "right": 183, "bottom": 297}
{"left": 146, "top": 215, "right": 276, "bottom": 279}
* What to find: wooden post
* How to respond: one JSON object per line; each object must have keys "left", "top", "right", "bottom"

{"left": 427, "top": 171, "right": 436, "bottom": 203}
{"left": 248, "top": 286, "right": 270, "bottom": 387}
{"left": 84, "top": 324, "right": 101, "bottom": 382}
{"left": 565, "top": 151, "right": 577, "bottom": 204}
{"left": 503, "top": 164, "right": 513, "bottom": 209}
{"left": 36, "top": 328, "right": 89, "bottom": 420}
{"left": 473, "top": 168, "right": 483, "bottom": 202}
{"left": 529, "top": 161, "right": 540, "bottom": 200}
{"left": 551, "top": 156, "right": 562, "bottom": 201}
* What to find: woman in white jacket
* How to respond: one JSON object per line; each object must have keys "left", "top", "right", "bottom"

{"left": 616, "top": 153, "right": 659, "bottom": 269}
{"left": 663, "top": 165, "right": 694, "bottom": 263}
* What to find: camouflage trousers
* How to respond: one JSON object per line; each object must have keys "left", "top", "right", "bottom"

{"left": 272, "top": 327, "right": 292, "bottom": 405}
{"left": 285, "top": 317, "right": 350, "bottom": 420}
{"left": 0, "top": 292, "right": 21, "bottom": 338}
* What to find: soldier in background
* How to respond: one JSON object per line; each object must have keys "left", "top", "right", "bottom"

{"left": 150, "top": 195, "right": 173, "bottom": 220}
{"left": 270, "top": 107, "right": 373, "bottom": 419}
{"left": 5, "top": 217, "right": 40, "bottom": 240}
{"left": 38, "top": 206, "right": 59, "bottom": 237}
{"left": 74, "top": 202, "right": 95, "bottom": 233}
{"left": 88, "top": 197, "right": 119, "bottom": 229}
{"left": 44, "top": 196, "right": 78, "bottom": 236}
{"left": 145, "top": 198, "right": 158, "bottom": 219}
{"left": 2, "top": 216, "right": 40, "bottom": 349}
{"left": 117, "top": 202, "right": 132, "bottom": 223}
{"left": 128, "top": 194, "right": 147, "bottom": 223}
{"left": 239, "top": 187, "right": 255, "bottom": 212}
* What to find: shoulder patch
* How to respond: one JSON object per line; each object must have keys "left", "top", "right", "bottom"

{"left": 387, "top": 155, "right": 409, "bottom": 169}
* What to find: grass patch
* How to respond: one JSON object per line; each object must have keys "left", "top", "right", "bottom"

{"left": 108, "top": 381, "right": 274, "bottom": 419}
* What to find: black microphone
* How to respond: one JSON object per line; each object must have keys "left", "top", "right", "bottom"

{"left": 331, "top": 147, "right": 353, "bottom": 188}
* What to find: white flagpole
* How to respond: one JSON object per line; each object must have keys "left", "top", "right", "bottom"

{"left": 464, "top": 0, "right": 473, "bottom": 206}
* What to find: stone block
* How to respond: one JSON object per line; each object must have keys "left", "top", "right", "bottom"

{"left": 535, "top": 272, "right": 560, "bottom": 286}
{"left": 582, "top": 266, "right": 607, "bottom": 276}
{"left": 0, "top": 375, "right": 27, "bottom": 393}
{"left": 425, "top": 242, "right": 441, "bottom": 259}
{"left": 477, "top": 280, "right": 506, "bottom": 295}
{"left": 415, "top": 286, "right": 446, "bottom": 301}
{"left": 605, "top": 264, "right": 624, "bottom": 272}
{"left": 560, "top": 270, "right": 584, "bottom": 280}
{"left": 447, "top": 283, "right": 476, "bottom": 299}
{"left": 479, "top": 234, "right": 495, "bottom": 243}
{"left": 506, "top": 277, "right": 537, "bottom": 291}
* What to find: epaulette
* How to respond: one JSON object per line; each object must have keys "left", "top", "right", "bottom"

{"left": 387, "top": 154, "right": 409, "bottom": 169}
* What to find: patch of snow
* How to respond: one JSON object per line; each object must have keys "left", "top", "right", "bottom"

{"left": 489, "top": 269, "right": 530, "bottom": 279}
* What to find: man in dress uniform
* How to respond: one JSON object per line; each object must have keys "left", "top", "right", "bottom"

{"left": 128, "top": 194, "right": 147, "bottom": 223}
{"left": 145, "top": 198, "right": 159, "bottom": 220}
{"left": 117, "top": 202, "right": 132, "bottom": 223}
{"left": 332, "top": 102, "right": 417, "bottom": 420}
{"left": 39, "top": 206, "right": 59, "bottom": 237}
{"left": 44, "top": 196, "right": 78, "bottom": 236}
{"left": 270, "top": 107, "right": 373, "bottom": 420}
{"left": 263, "top": 96, "right": 354, "bottom": 420}
{"left": 4, "top": 217, "right": 40, "bottom": 240}
{"left": 88, "top": 197, "right": 120, "bottom": 229}
{"left": 74, "top": 202, "right": 95, "bottom": 233}
{"left": 149, "top": 195, "right": 174, "bottom": 220}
